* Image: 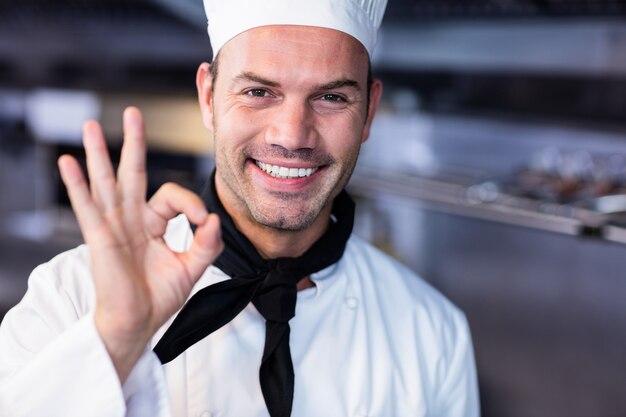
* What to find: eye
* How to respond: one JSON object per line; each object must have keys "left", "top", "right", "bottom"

{"left": 321, "top": 93, "right": 346, "bottom": 102}
{"left": 246, "top": 88, "right": 270, "bottom": 98}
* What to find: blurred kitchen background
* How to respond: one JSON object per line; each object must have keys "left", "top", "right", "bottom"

{"left": 2, "top": 1, "right": 626, "bottom": 416}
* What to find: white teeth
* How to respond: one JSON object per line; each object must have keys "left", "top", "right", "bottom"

{"left": 256, "top": 161, "right": 318, "bottom": 178}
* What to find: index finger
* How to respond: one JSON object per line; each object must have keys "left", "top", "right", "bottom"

{"left": 144, "top": 182, "right": 208, "bottom": 239}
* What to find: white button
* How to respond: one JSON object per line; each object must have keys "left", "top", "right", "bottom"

{"left": 199, "top": 412, "right": 213, "bottom": 417}
{"left": 345, "top": 296, "right": 359, "bottom": 309}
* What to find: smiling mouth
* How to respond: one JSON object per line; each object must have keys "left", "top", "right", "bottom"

{"left": 255, "top": 160, "right": 319, "bottom": 179}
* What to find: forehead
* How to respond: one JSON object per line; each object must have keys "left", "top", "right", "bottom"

{"left": 218, "top": 25, "right": 369, "bottom": 82}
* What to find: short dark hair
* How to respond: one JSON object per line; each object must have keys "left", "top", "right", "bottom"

{"left": 209, "top": 53, "right": 220, "bottom": 88}
{"left": 209, "top": 53, "right": 373, "bottom": 110}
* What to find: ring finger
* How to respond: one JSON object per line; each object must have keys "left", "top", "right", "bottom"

{"left": 83, "top": 120, "right": 117, "bottom": 211}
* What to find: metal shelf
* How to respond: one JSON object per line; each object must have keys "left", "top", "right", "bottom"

{"left": 349, "top": 167, "right": 626, "bottom": 244}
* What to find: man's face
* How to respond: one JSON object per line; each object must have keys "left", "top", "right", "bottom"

{"left": 199, "top": 25, "right": 381, "bottom": 232}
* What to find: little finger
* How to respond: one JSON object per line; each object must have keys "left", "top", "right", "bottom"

{"left": 58, "top": 155, "right": 108, "bottom": 244}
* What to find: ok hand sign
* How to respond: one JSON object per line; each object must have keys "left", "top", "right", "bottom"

{"left": 58, "top": 107, "right": 222, "bottom": 383}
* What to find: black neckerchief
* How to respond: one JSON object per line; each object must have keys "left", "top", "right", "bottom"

{"left": 154, "top": 170, "right": 355, "bottom": 417}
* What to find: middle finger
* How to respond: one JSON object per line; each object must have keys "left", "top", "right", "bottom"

{"left": 117, "top": 107, "right": 147, "bottom": 204}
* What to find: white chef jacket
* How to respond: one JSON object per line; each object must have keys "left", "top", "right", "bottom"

{"left": 0, "top": 214, "right": 479, "bottom": 417}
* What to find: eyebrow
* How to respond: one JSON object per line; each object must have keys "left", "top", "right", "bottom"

{"left": 318, "top": 79, "right": 361, "bottom": 92}
{"left": 234, "top": 72, "right": 280, "bottom": 87}
{"left": 233, "top": 71, "right": 361, "bottom": 92}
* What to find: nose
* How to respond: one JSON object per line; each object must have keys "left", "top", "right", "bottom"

{"left": 264, "top": 99, "right": 318, "bottom": 151}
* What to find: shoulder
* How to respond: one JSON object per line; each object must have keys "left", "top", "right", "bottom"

{"left": 30, "top": 243, "right": 92, "bottom": 296}
{"left": 342, "top": 234, "right": 470, "bottom": 336}
{"left": 343, "top": 234, "right": 458, "bottom": 309}
{"left": 5, "top": 243, "right": 96, "bottom": 329}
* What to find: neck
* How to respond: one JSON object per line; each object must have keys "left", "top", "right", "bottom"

{"left": 240, "top": 215, "right": 331, "bottom": 259}
{"left": 215, "top": 180, "right": 333, "bottom": 260}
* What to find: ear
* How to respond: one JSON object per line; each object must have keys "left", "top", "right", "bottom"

{"left": 360, "top": 78, "right": 383, "bottom": 144}
{"left": 196, "top": 62, "right": 215, "bottom": 131}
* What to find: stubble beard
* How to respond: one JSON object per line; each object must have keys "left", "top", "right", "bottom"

{"left": 213, "top": 127, "right": 360, "bottom": 232}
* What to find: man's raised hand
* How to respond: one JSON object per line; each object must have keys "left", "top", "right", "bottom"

{"left": 58, "top": 107, "right": 222, "bottom": 383}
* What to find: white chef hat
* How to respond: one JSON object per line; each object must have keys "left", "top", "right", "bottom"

{"left": 203, "top": 0, "right": 388, "bottom": 59}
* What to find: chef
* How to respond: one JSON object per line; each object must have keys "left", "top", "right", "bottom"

{"left": 0, "top": 0, "right": 480, "bottom": 416}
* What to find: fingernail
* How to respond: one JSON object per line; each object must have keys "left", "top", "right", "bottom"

{"left": 195, "top": 207, "right": 208, "bottom": 221}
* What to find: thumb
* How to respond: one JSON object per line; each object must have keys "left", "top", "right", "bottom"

{"left": 179, "top": 214, "right": 223, "bottom": 280}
